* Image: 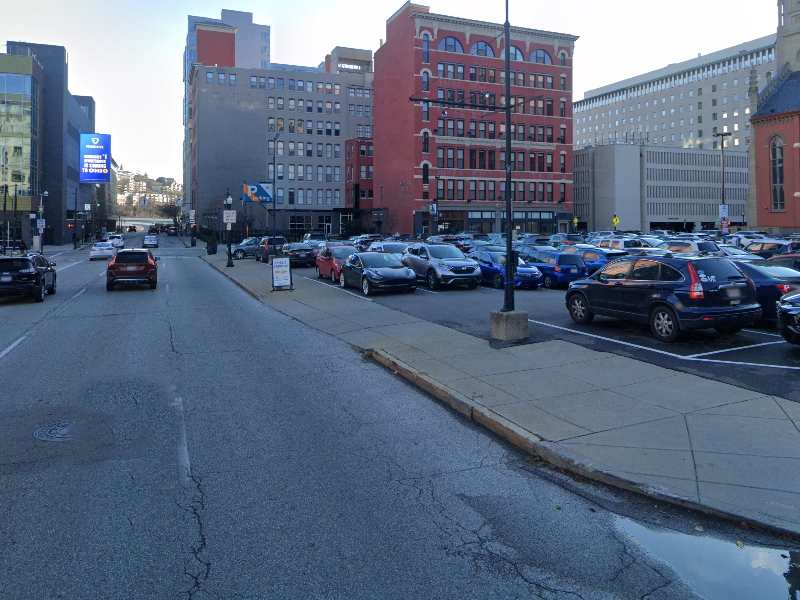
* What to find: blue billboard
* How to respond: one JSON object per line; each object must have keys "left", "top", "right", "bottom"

{"left": 79, "top": 133, "right": 111, "bottom": 183}
{"left": 243, "top": 183, "right": 273, "bottom": 203}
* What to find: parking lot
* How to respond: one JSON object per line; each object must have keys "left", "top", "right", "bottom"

{"left": 282, "top": 263, "right": 800, "bottom": 402}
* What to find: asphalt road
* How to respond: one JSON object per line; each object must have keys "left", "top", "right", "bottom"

{"left": 294, "top": 268, "right": 800, "bottom": 403}
{"left": 1, "top": 232, "right": 797, "bottom": 599}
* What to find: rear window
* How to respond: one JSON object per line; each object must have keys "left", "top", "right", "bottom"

{"left": 287, "top": 243, "right": 311, "bottom": 250}
{"left": 566, "top": 235, "right": 584, "bottom": 242}
{"left": 382, "top": 243, "right": 407, "bottom": 254}
{"left": 116, "top": 252, "right": 149, "bottom": 263}
{"left": 331, "top": 246, "right": 355, "bottom": 259}
{"left": 558, "top": 255, "right": 585, "bottom": 266}
{"left": 690, "top": 259, "right": 744, "bottom": 283}
{"left": 749, "top": 265, "right": 800, "bottom": 279}
{"left": 0, "top": 259, "right": 33, "bottom": 270}
{"left": 697, "top": 242, "right": 720, "bottom": 252}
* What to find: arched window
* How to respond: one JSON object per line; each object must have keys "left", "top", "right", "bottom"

{"left": 500, "top": 45, "right": 524, "bottom": 61}
{"left": 422, "top": 163, "right": 429, "bottom": 184}
{"left": 770, "top": 136, "right": 785, "bottom": 211}
{"left": 470, "top": 41, "right": 494, "bottom": 57}
{"left": 422, "top": 71, "right": 429, "bottom": 91}
{"left": 422, "top": 34, "right": 430, "bottom": 63}
{"left": 437, "top": 36, "right": 464, "bottom": 53}
{"left": 422, "top": 132, "right": 429, "bottom": 153}
{"left": 532, "top": 49, "right": 553, "bottom": 65}
{"left": 559, "top": 52, "right": 567, "bottom": 66}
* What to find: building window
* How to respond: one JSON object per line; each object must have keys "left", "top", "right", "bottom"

{"left": 218, "top": 73, "right": 225, "bottom": 85}
{"left": 229, "top": 74, "right": 236, "bottom": 85}
{"left": 501, "top": 46, "right": 524, "bottom": 61}
{"left": 532, "top": 49, "right": 552, "bottom": 64}
{"left": 470, "top": 41, "right": 494, "bottom": 57}
{"left": 422, "top": 34, "right": 430, "bottom": 63}
{"left": 771, "top": 137, "right": 785, "bottom": 211}
{"left": 423, "top": 163, "right": 429, "bottom": 184}
{"left": 268, "top": 77, "right": 275, "bottom": 89}
{"left": 422, "top": 71, "right": 429, "bottom": 91}
{"left": 206, "top": 72, "right": 213, "bottom": 83}
{"left": 438, "top": 36, "right": 464, "bottom": 53}
{"left": 250, "top": 76, "right": 257, "bottom": 88}
{"left": 259, "top": 77, "right": 266, "bottom": 88}
{"left": 422, "top": 131, "right": 429, "bottom": 153}
{"left": 559, "top": 52, "right": 567, "bottom": 66}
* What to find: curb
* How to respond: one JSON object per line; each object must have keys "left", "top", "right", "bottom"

{"left": 200, "top": 260, "right": 797, "bottom": 538}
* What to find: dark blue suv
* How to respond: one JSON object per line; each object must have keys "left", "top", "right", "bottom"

{"left": 565, "top": 255, "right": 761, "bottom": 342}
{"left": 523, "top": 251, "right": 588, "bottom": 288}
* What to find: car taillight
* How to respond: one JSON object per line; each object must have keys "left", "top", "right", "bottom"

{"left": 687, "top": 262, "right": 704, "bottom": 299}
{"left": 148, "top": 256, "right": 156, "bottom": 266}
{"left": 777, "top": 283, "right": 796, "bottom": 294}
{"left": 554, "top": 264, "right": 562, "bottom": 273}
{"left": 18, "top": 267, "right": 35, "bottom": 274}
{"left": 108, "top": 255, "right": 117, "bottom": 266}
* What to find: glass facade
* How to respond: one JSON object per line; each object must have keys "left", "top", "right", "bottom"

{"left": 0, "top": 72, "right": 39, "bottom": 197}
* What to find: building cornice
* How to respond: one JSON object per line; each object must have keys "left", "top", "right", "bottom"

{"left": 409, "top": 11, "right": 579, "bottom": 44}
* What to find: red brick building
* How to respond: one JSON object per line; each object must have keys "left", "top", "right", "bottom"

{"left": 344, "top": 137, "right": 378, "bottom": 231}
{"left": 195, "top": 23, "right": 236, "bottom": 69}
{"left": 374, "top": 2, "right": 578, "bottom": 236}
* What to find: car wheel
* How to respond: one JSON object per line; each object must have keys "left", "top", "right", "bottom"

{"left": 650, "top": 306, "right": 681, "bottom": 343}
{"left": 362, "top": 278, "right": 372, "bottom": 296}
{"left": 427, "top": 270, "right": 439, "bottom": 291}
{"left": 106, "top": 281, "right": 114, "bottom": 291}
{"left": 467, "top": 281, "right": 478, "bottom": 289}
{"left": 331, "top": 269, "right": 337, "bottom": 282}
{"left": 492, "top": 273, "right": 503, "bottom": 289}
{"left": 781, "top": 325, "right": 800, "bottom": 345}
{"left": 340, "top": 272, "right": 347, "bottom": 288}
{"left": 33, "top": 282, "right": 45, "bottom": 302}
{"left": 315, "top": 265, "right": 322, "bottom": 278}
{"left": 89, "top": 257, "right": 94, "bottom": 261}
{"left": 407, "top": 286, "right": 416, "bottom": 293}
{"left": 568, "top": 294, "right": 594, "bottom": 325}
{"left": 150, "top": 279, "right": 157, "bottom": 290}
{"left": 48, "top": 276, "right": 57, "bottom": 295}
{"left": 234, "top": 250, "right": 245, "bottom": 259}
{"left": 543, "top": 275, "right": 555, "bottom": 289}
{"left": 714, "top": 325, "right": 743, "bottom": 335}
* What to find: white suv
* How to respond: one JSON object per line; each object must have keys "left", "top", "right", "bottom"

{"left": 108, "top": 234, "right": 125, "bottom": 248}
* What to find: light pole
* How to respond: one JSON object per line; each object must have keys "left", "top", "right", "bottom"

{"left": 502, "top": 0, "right": 515, "bottom": 312}
{"left": 712, "top": 131, "right": 732, "bottom": 233}
{"left": 433, "top": 174, "right": 440, "bottom": 234}
{"left": 38, "top": 190, "right": 48, "bottom": 252}
{"left": 225, "top": 190, "right": 234, "bottom": 267}
{"left": 271, "top": 132, "right": 280, "bottom": 257}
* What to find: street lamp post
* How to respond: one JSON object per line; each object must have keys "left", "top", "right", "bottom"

{"left": 712, "top": 131, "right": 732, "bottom": 233}
{"left": 225, "top": 190, "right": 234, "bottom": 268}
{"left": 38, "top": 190, "right": 48, "bottom": 252}
{"left": 271, "top": 133, "right": 280, "bottom": 257}
{"left": 433, "top": 174, "right": 440, "bottom": 234}
{"left": 502, "top": 0, "right": 515, "bottom": 312}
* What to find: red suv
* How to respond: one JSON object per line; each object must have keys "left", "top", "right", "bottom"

{"left": 106, "top": 249, "right": 158, "bottom": 291}
{"left": 315, "top": 245, "right": 356, "bottom": 282}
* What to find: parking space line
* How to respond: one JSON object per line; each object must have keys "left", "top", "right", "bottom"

{"left": 529, "top": 319, "right": 800, "bottom": 371}
{"left": 0, "top": 335, "right": 26, "bottom": 361}
{"left": 743, "top": 329, "right": 783, "bottom": 338}
{"left": 301, "top": 276, "right": 372, "bottom": 302}
{"left": 686, "top": 341, "right": 787, "bottom": 358}
{"left": 415, "top": 287, "right": 437, "bottom": 294}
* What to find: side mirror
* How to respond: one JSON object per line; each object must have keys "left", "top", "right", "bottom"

{"left": 155, "top": 257, "right": 160, "bottom": 261}
{"left": 50, "top": 262, "right": 57, "bottom": 267}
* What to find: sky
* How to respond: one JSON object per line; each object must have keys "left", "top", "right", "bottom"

{"left": 2, "top": 0, "right": 778, "bottom": 184}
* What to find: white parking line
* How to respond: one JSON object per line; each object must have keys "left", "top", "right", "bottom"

{"left": 743, "top": 328, "right": 784, "bottom": 338}
{"left": 415, "top": 287, "right": 437, "bottom": 294}
{"left": 56, "top": 260, "right": 85, "bottom": 272}
{"left": 301, "top": 276, "right": 372, "bottom": 302}
{"left": 528, "top": 319, "right": 800, "bottom": 371}
{"left": 0, "top": 335, "right": 26, "bottom": 361}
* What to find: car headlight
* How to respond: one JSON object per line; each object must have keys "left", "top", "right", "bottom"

{"left": 368, "top": 270, "right": 384, "bottom": 280}
{"left": 406, "top": 268, "right": 415, "bottom": 277}
{"left": 434, "top": 261, "right": 453, "bottom": 271}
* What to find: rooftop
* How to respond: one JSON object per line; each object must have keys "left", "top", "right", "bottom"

{"left": 753, "top": 69, "right": 800, "bottom": 118}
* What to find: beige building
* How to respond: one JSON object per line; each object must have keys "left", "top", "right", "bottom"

{"left": 574, "top": 35, "right": 777, "bottom": 152}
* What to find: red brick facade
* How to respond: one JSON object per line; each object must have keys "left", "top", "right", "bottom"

{"left": 196, "top": 27, "right": 236, "bottom": 69}
{"left": 374, "top": 3, "right": 578, "bottom": 236}
{"left": 344, "top": 137, "right": 376, "bottom": 230}
{"left": 752, "top": 110, "right": 800, "bottom": 232}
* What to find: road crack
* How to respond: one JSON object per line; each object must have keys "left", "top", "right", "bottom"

{"left": 179, "top": 472, "right": 211, "bottom": 599}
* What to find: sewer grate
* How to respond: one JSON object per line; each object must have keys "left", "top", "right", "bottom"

{"left": 33, "top": 420, "right": 76, "bottom": 442}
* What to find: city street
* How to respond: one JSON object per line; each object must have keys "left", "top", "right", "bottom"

{"left": 1, "top": 232, "right": 798, "bottom": 599}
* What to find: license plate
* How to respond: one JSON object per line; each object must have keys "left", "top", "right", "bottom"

{"left": 568, "top": 268, "right": 577, "bottom": 273}
{"left": 125, "top": 266, "right": 139, "bottom": 271}
{"left": 725, "top": 287, "right": 743, "bottom": 299}
{"left": 0, "top": 275, "right": 11, "bottom": 282}
{"left": 300, "top": 253, "right": 308, "bottom": 257}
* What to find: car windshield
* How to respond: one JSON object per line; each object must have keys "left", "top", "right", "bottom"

{"left": 116, "top": 252, "right": 149, "bottom": 263}
{"left": 749, "top": 265, "right": 800, "bottom": 279}
{"left": 428, "top": 245, "right": 465, "bottom": 259}
{"left": 0, "top": 259, "right": 32, "bottom": 270}
{"left": 558, "top": 255, "right": 585, "bottom": 266}
{"left": 331, "top": 246, "right": 356, "bottom": 259}
{"left": 382, "top": 243, "right": 407, "bottom": 254}
{"left": 361, "top": 253, "right": 403, "bottom": 268}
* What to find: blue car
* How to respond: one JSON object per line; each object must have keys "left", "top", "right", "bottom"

{"left": 577, "top": 248, "right": 628, "bottom": 275}
{"left": 522, "top": 251, "right": 589, "bottom": 288}
{"left": 469, "top": 249, "right": 543, "bottom": 289}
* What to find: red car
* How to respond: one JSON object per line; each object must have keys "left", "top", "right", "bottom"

{"left": 106, "top": 249, "right": 158, "bottom": 291}
{"left": 315, "top": 245, "right": 356, "bottom": 282}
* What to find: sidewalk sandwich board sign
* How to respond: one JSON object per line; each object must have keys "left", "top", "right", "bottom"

{"left": 272, "top": 256, "right": 292, "bottom": 290}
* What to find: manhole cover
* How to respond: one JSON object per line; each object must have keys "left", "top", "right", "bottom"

{"left": 33, "top": 420, "right": 76, "bottom": 442}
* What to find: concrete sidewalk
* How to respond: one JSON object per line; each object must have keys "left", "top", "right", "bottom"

{"left": 202, "top": 253, "right": 800, "bottom": 535}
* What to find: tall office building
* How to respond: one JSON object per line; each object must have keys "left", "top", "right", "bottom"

{"left": 182, "top": 10, "right": 270, "bottom": 218}
{"left": 374, "top": 2, "right": 579, "bottom": 237}
{"left": 573, "top": 35, "right": 777, "bottom": 152}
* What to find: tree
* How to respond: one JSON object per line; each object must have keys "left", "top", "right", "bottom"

{"left": 156, "top": 204, "right": 180, "bottom": 224}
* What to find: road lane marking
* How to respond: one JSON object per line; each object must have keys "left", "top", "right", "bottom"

{"left": 174, "top": 396, "right": 192, "bottom": 486}
{"left": 56, "top": 260, "right": 86, "bottom": 272}
{"left": 71, "top": 287, "right": 87, "bottom": 300}
{"left": 686, "top": 341, "right": 787, "bottom": 358}
{"left": 528, "top": 319, "right": 800, "bottom": 371}
{"left": 415, "top": 287, "right": 437, "bottom": 294}
{"left": 0, "top": 335, "right": 26, "bottom": 361}
{"left": 166, "top": 284, "right": 170, "bottom": 294}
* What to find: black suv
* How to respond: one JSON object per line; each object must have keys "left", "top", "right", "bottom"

{"left": 0, "top": 254, "right": 57, "bottom": 302}
{"left": 565, "top": 255, "right": 761, "bottom": 342}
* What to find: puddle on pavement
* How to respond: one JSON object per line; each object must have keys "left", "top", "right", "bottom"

{"left": 617, "top": 518, "right": 800, "bottom": 599}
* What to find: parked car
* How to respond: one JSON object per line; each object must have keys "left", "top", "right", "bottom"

{"left": 0, "top": 254, "right": 56, "bottom": 302}
{"left": 90, "top": 241, "right": 117, "bottom": 260}
{"left": 367, "top": 240, "right": 409, "bottom": 258}
{"left": 744, "top": 240, "right": 797, "bottom": 258}
{"left": 148, "top": 226, "right": 158, "bottom": 235}
{"left": 402, "top": 242, "right": 481, "bottom": 290}
{"left": 315, "top": 245, "right": 356, "bottom": 281}
{"left": 106, "top": 249, "right": 158, "bottom": 291}
{"left": 597, "top": 237, "right": 654, "bottom": 253}
{"left": 339, "top": 251, "right": 417, "bottom": 296}
{"left": 280, "top": 242, "right": 316, "bottom": 267}
{"left": 718, "top": 244, "right": 765, "bottom": 261}
{"left": 255, "top": 236, "right": 288, "bottom": 262}
{"left": 649, "top": 230, "right": 674, "bottom": 239}
{"left": 723, "top": 232, "right": 768, "bottom": 248}
{"left": 655, "top": 239, "right": 722, "bottom": 254}
{"left": 142, "top": 235, "right": 159, "bottom": 249}
{"left": 231, "top": 237, "right": 260, "bottom": 259}
{"left": 515, "top": 233, "right": 552, "bottom": 246}
{"left": 168, "top": 227, "right": 177, "bottom": 236}
{"left": 108, "top": 234, "right": 125, "bottom": 249}
{"left": 729, "top": 260, "right": 800, "bottom": 321}
{"left": 522, "top": 251, "right": 589, "bottom": 288}
{"left": 565, "top": 256, "right": 761, "bottom": 342}
{"left": 469, "top": 250, "right": 542, "bottom": 289}
{"left": 301, "top": 231, "right": 328, "bottom": 247}
{"left": 549, "top": 233, "right": 585, "bottom": 246}
{"left": 766, "top": 253, "right": 800, "bottom": 270}
{"left": 777, "top": 289, "right": 800, "bottom": 345}
{"left": 575, "top": 248, "right": 629, "bottom": 275}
